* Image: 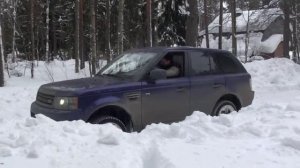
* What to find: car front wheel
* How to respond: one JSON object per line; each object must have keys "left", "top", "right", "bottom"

{"left": 213, "top": 100, "right": 237, "bottom": 116}
{"left": 91, "top": 116, "right": 128, "bottom": 132}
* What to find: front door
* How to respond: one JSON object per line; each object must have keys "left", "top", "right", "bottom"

{"left": 141, "top": 52, "right": 190, "bottom": 127}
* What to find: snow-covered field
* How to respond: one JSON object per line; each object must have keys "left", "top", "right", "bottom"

{"left": 0, "top": 58, "right": 300, "bottom": 168}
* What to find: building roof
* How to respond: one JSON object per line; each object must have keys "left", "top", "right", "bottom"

{"left": 259, "top": 34, "right": 283, "bottom": 53}
{"left": 199, "top": 8, "right": 283, "bottom": 36}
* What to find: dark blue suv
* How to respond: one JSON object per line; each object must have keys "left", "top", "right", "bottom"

{"left": 31, "top": 47, "right": 254, "bottom": 132}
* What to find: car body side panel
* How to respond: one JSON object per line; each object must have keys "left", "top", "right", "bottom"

{"left": 80, "top": 83, "right": 143, "bottom": 130}
{"left": 190, "top": 74, "right": 226, "bottom": 115}
{"left": 141, "top": 77, "right": 190, "bottom": 127}
{"left": 224, "top": 73, "right": 254, "bottom": 107}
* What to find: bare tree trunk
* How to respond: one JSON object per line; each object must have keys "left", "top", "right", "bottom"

{"left": 186, "top": 0, "right": 198, "bottom": 47}
{"left": 12, "top": 0, "right": 17, "bottom": 63}
{"left": 51, "top": 4, "right": 57, "bottom": 59}
{"left": 105, "top": 0, "right": 111, "bottom": 61}
{"left": 146, "top": 0, "right": 152, "bottom": 47}
{"left": 218, "top": 0, "right": 223, "bottom": 49}
{"left": 90, "top": 0, "right": 96, "bottom": 76}
{"left": 231, "top": 0, "right": 237, "bottom": 57}
{"left": 282, "top": 0, "right": 291, "bottom": 58}
{"left": 75, "top": 0, "right": 80, "bottom": 73}
{"left": 291, "top": 0, "right": 298, "bottom": 62}
{"left": 79, "top": 0, "right": 84, "bottom": 69}
{"left": 117, "top": 0, "right": 124, "bottom": 55}
{"left": 0, "top": 5, "right": 5, "bottom": 87}
{"left": 295, "top": 0, "right": 300, "bottom": 62}
{"left": 244, "top": 9, "right": 250, "bottom": 62}
{"left": 46, "top": 0, "right": 50, "bottom": 63}
{"left": 204, "top": 0, "right": 210, "bottom": 48}
{"left": 30, "top": 0, "right": 35, "bottom": 78}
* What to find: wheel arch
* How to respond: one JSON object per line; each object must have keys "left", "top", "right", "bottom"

{"left": 87, "top": 105, "right": 133, "bottom": 130}
{"left": 216, "top": 94, "right": 242, "bottom": 111}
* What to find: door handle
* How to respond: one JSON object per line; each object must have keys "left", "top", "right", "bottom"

{"left": 127, "top": 93, "right": 140, "bottom": 101}
{"left": 176, "top": 87, "right": 186, "bottom": 92}
{"left": 213, "top": 83, "right": 223, "bottom": 88}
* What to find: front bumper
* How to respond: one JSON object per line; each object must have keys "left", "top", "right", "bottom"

{"left": 30, "top": 102, "right": 82, "bottom": 121}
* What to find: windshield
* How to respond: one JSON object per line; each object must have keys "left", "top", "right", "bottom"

{"left": 99, "top": 52, "right": 157, "bottom": 78}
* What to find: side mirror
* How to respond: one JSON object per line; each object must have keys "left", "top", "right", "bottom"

{"left": 149, "top": 68, "right": 167, "bottom": 83}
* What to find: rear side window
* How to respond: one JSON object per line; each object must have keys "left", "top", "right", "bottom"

{"left": 214, "top": 53, "right": 243, "bottom": 73}
{"left": 189, "top": 51, "right": 219, "bottom": 75}
{"left": 189, "top": 52, "right": 210, "bottom": 75}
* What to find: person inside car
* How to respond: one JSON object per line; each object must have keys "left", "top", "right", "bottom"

{"left": 158, "top": 55, "right": 180, "bottom": 78}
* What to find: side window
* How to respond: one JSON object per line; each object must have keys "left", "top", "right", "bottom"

{"left": 209, "top": 55, "right": 219, "bottom": 73}
{"left": 157, "top": 52, "right": 185, "bottom": 78}
{"left": 189, "top": 51, "right": 210, "bottom": 75}
{"left": 215, "top": 53, "right": 240, "bottom": 73}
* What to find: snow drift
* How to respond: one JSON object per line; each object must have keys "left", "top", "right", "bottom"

{"left": 0, "top": 58, "right": 300, "bottom": 168}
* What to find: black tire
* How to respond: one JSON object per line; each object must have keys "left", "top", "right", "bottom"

{"left": 91, "top": 116, "right": 129, "bottom": 132}
{"left": 213, "top": 100, "right": 237, "bottom": 116}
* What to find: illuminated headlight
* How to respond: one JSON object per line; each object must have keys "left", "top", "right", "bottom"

{"left": 54, "top": 97, "right": 78, "bottom": 110}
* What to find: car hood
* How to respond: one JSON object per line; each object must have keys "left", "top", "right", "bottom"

{"left": 39, "top": 76, "right": 130, "bottom": 96}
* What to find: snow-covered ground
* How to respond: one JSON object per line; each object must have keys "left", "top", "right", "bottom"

{"left": 0, "top": 58, "right": 300, "bottom": 168}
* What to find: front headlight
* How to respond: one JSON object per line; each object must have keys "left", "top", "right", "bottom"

{"left": 53, "top": 97, "right": 78, "bottom": 110}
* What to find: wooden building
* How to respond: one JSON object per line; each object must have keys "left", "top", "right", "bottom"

{"left": 199, "top": 8, "right": 284, "bottom": 59}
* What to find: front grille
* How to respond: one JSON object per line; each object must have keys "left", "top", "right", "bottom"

{"left": 37, "top": 92, "right": 55, "bottom": 106}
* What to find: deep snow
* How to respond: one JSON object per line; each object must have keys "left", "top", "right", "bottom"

{"left": 0, "top": 58, "right": 300, "bottom": 168}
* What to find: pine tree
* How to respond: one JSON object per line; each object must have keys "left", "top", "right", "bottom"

{"left": 90, "top": 0, "right": 96, "bottom": 76}
{"left": 75, "top": 0, "right": 80, "bottom": 73}
{"left": 186, "top": 0, "right": 198, "bottom": 46}
{"left": 30, "top": 0, "right": 35, "bottom": 78}
{"left": 204, "top": 0, "right": 210, "bottom": 48}
{"left": 218, "top": 0, "right": 223, "bottom": 49}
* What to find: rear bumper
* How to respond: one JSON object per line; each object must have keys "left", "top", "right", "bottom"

{"left": 30, "top": 102, "right": 82, "bottom": 121}
{"left": 243, "top": 91, "right": 255, "bottom": 107}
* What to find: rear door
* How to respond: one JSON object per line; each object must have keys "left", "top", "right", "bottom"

{"left": 189, "top": 51, "right": 226, "bottom": 115}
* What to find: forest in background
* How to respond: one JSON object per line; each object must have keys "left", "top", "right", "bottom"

{"left": 0, "top": 0, "right": 299, "bottom": 86}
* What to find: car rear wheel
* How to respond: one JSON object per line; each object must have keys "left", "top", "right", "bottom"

{"left": 91, "top": 116, "right": 128, "bottom": 132}
{"left": 213, "top": 100, "right": 237, "bottom": 116}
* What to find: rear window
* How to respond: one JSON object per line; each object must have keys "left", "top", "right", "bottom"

{"left": 213, "top": 53, "right": 244, "bottom": 73}
{"left": 189, "top": 51, "right": 210, "bottom": 75}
